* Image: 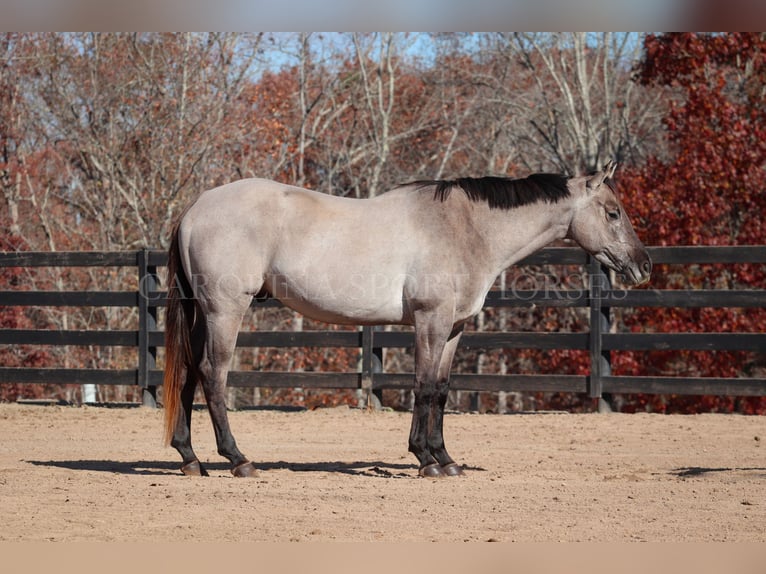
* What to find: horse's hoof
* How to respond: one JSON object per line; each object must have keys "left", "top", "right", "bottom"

{"left": 419, "top": 463, "right": 446, "bottom": 478}
{"left": 231, "top": 461, "right": 258, "bottom": 478}
{"left": 441, "top": 462, "right": 465, "bottom": 477}
{"left": 180, "top": 460, "right": 208, "bottom": 477}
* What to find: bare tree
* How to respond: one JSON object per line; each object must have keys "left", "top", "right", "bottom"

{"left": 350, "top": 32, "right": 399, "bottom": 197}
{"left": 1, "top": 33, "right": 269, "bottom": 402}
{"left": 476, "top": 32, "right": 667, "bottom": 174}
{"left": 342, "top": 33, "right": 444, "bottom": 196}
{"left": 252, "top": 33, "right": 444, "bottom": 198}
{"left": 25, "top": 33, "right": 264, "bottom": 250}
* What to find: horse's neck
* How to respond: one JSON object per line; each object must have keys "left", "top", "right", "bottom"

{"left": 481, "top": 199, "right": 574, "bottom": 274}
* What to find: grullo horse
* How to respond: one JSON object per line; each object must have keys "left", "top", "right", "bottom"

{"left": 163, "top": 161, "right": 651, "bottom": 478}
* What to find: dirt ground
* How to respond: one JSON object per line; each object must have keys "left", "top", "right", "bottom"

{"left": 0, "top": 402, "right": 763, "bottom": 542}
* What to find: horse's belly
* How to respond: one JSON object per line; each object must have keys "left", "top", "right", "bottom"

{"left": 265, "top": 272, "right": 408, "bottom": 325}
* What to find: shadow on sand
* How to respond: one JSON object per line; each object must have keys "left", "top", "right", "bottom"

{"left": 25, "top": 458, "right": 484, "bottom": 478}
{"left": 670, "top": 466, "right": 766, "bottom": 478}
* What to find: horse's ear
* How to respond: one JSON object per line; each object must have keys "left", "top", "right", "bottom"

{"left": 605, "top": 160, "right": 618, "bottom": 179}
{"left": 586, "top": 160, "right": 618, "bottom": 191}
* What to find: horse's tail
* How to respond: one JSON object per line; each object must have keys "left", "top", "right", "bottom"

{"left": 163, "top": 219, "right": 196, "bottom": 446}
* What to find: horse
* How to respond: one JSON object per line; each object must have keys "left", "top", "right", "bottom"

{"left": 163, "top": 161, "right": 651, "bottom": 478}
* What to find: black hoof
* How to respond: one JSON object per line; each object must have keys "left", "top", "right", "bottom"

{"left": 419, "top": 463, "right": 446, "bottom": 478}
{"left": 441, "top": 462, "right": 465, "bottom": 477}
{"left": 180, "top": 459, "right": 209, "bottom": 477}
{"left": 231, "top": 461, "right": 258, "bottom": 478}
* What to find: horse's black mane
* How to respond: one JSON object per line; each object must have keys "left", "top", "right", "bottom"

{"left": 408, "top": 173, "right": 571, "bottom": 210}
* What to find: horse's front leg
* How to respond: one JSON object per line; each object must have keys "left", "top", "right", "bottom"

{"left": 409, "top": 315, "right": 465, "bottom": 478}
{"left": 426, "top": 324, "right": 465, "bottom": 477}
{"left": 409, "top": 377, "right": 442, "bottom": 477}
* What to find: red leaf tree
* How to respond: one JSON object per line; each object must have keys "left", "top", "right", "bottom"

{"left": 616, "top": 33, "right": 766, "bottom": 413}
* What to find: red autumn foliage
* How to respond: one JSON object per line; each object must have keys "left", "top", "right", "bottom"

{"left": 614, "top": 33, "right": 766, "bottom": 414}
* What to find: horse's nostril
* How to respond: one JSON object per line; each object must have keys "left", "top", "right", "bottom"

{"left": 642, "top": 260, "right": 652, "bottom": 275}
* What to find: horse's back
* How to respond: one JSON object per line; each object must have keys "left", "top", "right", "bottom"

{"left": 178, "top": 179, "right": 429, "bottom": 323}
{"left": 186, "top": 178, "right": 317, "bottom": 219}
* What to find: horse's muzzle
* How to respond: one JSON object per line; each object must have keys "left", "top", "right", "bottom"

{"left": 627, "top": 251, "right": 652, "bottom": 285}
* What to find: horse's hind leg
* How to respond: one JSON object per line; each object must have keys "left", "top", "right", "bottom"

{"left": 171, "top": 322, "right": 208, "bottom": 476}
{"left": 172, "top": 372, "right": 207, "bottom": 476}
{"left": 198, "top": 302, "right": 257, "bottom": 477}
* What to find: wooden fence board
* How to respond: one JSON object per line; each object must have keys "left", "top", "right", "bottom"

{"left": 235, "top": 330, "right": 363, "bottom": 348}
{"left": 602, "top": 376, "right": 766, "bottom": 396}
{"left": 603, "top": 333, "right": 766, "bottom": 351}
{"left": 373, "top": 373, "right": 588, "bottom": 393}
{"left": 646, "top": 245, "right": 766, "bottom": 264}
{"left": 0, "top": 251, "right": 137, "bottom": 267}
{"left": 0, "top": 291, "right": 137, "bottom": 307}
{"left": 0, "top": 329, "right": 137, "bottom": 346}
{"left": 225, "top": 371, "right": 361, "bottom": 389}
{"left": 0, "top": 367, "right": 137, "bottom": 385}
{"left": 606, "top": 289, "right": 766, "bottom": 308}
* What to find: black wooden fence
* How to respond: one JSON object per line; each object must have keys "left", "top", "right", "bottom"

{"left": 0, "top": 246, "right": 765, "bottom": 407}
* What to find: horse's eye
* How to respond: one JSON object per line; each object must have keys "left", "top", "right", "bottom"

{"left": 607, "top": 209, "right": 620, "bottom": 221}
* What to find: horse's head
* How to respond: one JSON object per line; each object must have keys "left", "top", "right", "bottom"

{"left": 567, "top": 161, "right": 651, "bottom": 285}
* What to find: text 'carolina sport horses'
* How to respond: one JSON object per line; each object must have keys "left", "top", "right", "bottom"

{"left": 163, "top": 161, "right": 651, "bottom": 478}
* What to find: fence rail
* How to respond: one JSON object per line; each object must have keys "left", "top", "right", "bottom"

{"left": 0, "top": 246, "right": 765, "bottom": 407}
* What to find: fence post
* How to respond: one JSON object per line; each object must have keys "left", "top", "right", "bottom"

{"left": 588, "top": 256, "right": 612, "bottom": 410}
{"left": 371, "top": 333, "right": 384, "bottom": 406}
{"left": 361, "top": 325, "right": 374, "bottom": 406}
{"left": 138, "top": 248, "right": 158, "bottom": 407}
